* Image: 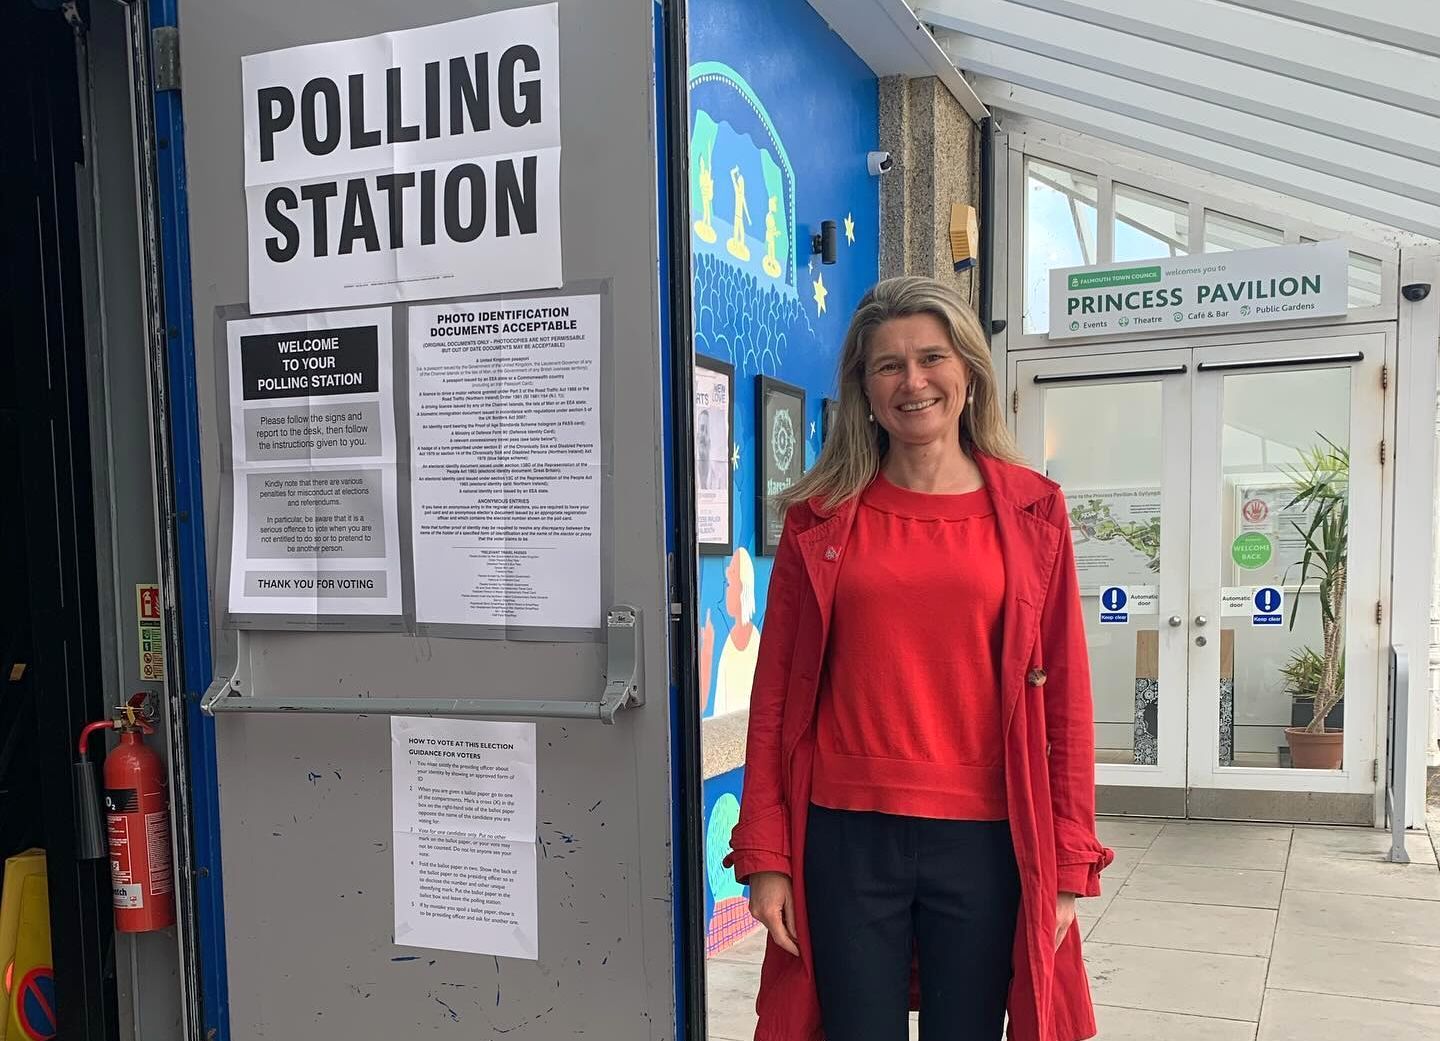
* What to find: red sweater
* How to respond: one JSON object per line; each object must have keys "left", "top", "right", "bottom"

{"left": 811, "top": 473, "right": 1007, "bottom": 820}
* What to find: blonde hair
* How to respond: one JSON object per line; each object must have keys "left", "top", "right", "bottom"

{"left": 776, "top": 276, "right": 1023, "bottom": 514}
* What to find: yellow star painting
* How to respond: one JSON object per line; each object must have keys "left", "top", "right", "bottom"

{"left": 812, "top": 272, "right": 828, "bottom": 315}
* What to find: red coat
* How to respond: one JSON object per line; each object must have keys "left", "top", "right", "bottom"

{"left": 725, "top": 452, "right": 1114, "bottom": 1041}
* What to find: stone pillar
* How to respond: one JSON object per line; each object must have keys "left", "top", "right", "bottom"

{"left": 878, "top": 76, "right": 980, "bottom": 306}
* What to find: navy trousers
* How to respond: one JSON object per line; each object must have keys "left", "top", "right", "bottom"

{"left": 803, "top": 804, "right": 1021, "bottom": 1041}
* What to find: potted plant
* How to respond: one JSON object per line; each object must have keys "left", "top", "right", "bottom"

{"left": 1281, "top": 438, "right": 1348, "bottom": 770}
{"left": 1281, "top": 646, "right": 1344, "bottom": 731}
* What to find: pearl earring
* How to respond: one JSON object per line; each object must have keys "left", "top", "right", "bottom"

{"left": 867, "top": 411, "right": 875, "bottom": 423}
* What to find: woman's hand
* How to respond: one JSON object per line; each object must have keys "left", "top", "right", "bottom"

{"left": 748, "top": 871, "right": 800, "bottom": 956}
{"left": 1054, "top": 892, "right": 1078, "bottom": 950}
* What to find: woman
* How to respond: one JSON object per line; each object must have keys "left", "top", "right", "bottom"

{"left": 725, "top": 276, "right": 1112, "bottom": 1041}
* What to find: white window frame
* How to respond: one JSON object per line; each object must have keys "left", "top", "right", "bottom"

{"left": 1001, "top": 137, "right": 1401, "bottom": 354}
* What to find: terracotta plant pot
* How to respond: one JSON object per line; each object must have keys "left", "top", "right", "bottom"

{"left": 1284, "top": 727, "right": 1343, "bottom": 770}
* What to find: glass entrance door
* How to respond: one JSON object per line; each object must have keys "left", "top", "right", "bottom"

{"left": 1014, "top": 332, "right": 1386, "bottom": 822}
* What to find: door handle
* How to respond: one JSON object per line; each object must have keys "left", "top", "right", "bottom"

{"left": 1168, "top": 615, "right": 1183, "bottom": 628}
{"left": 1194, "top": 615, "right": 1209, "bottom": 627}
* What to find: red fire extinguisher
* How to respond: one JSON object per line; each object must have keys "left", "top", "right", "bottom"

{"left": 76, "top": 695, "right": 175, "bottom": 932}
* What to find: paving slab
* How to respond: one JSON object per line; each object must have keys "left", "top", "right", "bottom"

{"left": 1143, "top": 828, "right": 1291, "bottom": 871}
{"left": 1095, "top": 1004, "right": 1256, "bottom": 1041}
{"left": 1083, "top": 942, "right": 1267, "bottom": 1021}
{"left": 706, "top": 957, "right": 760, "bottom": 1041}
{"left": 1160, "top": 822, "right": 1293, "bottom": 843}
{"left": 1257, "top": 990, "right": 1440, "bottom": 1041}
{"left": 1289, "top": 826, "right": 1436, "bottom": 865}
{"left": 1268, "top": 930, "right": 1440, "bottom": 1007}
{"left": 1091, "top": 898, "right": 1276, "bottom": 958}
{"left": 1121, "top": 863, "right": 1284, "bottom": 909}
{"left": 1283, "top": 851, "right": 1440, "bottom": 901}
{"left": 1277, "top": 888, "right": 1440, "bottom": 948}
{"left": 1097, "top": 818, "right": 1167, "bottom": 849}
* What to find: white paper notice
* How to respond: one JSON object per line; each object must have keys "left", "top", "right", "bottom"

{"left": 241, "top": 6, "right": 562, "bottom": 315}
{"left": 225, "top": 308, "right": 402, "bottom": 616}
{"left": 408, "top": 294, "right": 602, "bottom": 628}
{"left": 391, "top": 717, "right": 538, "bottom": 960}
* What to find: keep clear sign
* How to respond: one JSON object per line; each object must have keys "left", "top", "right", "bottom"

{"left": 391, "top": 717, "right": 538, "bottom": 960}
{"left": 241, "top": 5, "right": 562, "bottom": 315}
{"left": 225, "top": 308, "right": 401, "bottom": 616}
{"left": 408, "top": 293, "right": 602, "bottom": 630}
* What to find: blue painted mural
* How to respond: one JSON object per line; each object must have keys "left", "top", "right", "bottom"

{"left": 690, "top": 0, "right": 879, "bottom": 954}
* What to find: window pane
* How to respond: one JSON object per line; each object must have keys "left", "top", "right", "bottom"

{"left": 1205, "top": 211, "right": 1284, "bottom": 253}
{"left": 1300, "top": 238, "right": 1384, "bottom": 310}
{"left": 1024, "top": 159, "right": 1098, "bottom": 335}
{"left": 1348, "top": 252, "right": 1383, "bottom": 309}
{"left": 1043, "top": 381, "right": 1165, "bottom": 766}
{"left": 1218, "top": 368, "right": 1351, "bottom": 770}
{"left": 1114, "top": 184, "right": 1189, "bottom": 262}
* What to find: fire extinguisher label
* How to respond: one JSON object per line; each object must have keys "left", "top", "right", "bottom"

{"left": 105, "top": 787, "right": 139, "bottom": 813}
{"left": 146, "top": 811, "right": 173, "bottom": 895}
{"left": 114, "top": 883, "right": 143, "bottom": 909}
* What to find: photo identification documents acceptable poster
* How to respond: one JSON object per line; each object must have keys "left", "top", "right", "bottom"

{"left": 241, "top": 5, "right": 561, "bottom": 315}
{"left": 391, "top": 717, "right": 538, "bottom": 959}
{"left": 409, "top": 294, "right": 602, "bottom": 628}
{"left": 225, "top": 308, "right": 401, "bottom": 616}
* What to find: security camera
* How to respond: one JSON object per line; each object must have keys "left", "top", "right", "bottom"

{"left": 867, "top": 151, "right": 893, "bottom": 176}
{"left": 1401, "top": 282, "right": 1432, "bottom": 303}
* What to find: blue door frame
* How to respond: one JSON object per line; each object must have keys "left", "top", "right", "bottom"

{"left": 147, "top": 1, "right": 230, "bottom": 1037}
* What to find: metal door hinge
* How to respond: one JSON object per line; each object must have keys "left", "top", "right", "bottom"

{"left": 1372, "top": 758, "right": 1379, "bottom": 783}
{"left": 1376, "top": 600, "right": 1384, "bottom": 625}
{"left": 1381, "top": 363, "right": 1389, "bottom": 391}
{"left": 153, "top": 26, "right": 181, "bottom": 93}
{"left": 1379, "top": 439, "right": 1387, "bottom": 466}
{"left": 1011, "top": 389, "right": 1019, "bottom": 415}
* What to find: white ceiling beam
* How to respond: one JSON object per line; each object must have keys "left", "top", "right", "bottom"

{"left": 918, "top": 1, "right": 1440, "bottom": 170}
{"left": 1220, "top": 0, "right": 1440, "bottom": 59}
{"left": 972, "top": 77, "right": 1440, "bottom": 240}
{"left": 984, "top": 0, "right": 1440, "bottom": 117}
{"left": 940, "top": 35, "right": 1440, "bottom": 209}
{"left": 806, "top": 0, "right": 988, "bottom": 123}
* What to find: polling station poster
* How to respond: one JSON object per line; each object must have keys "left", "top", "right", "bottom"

{"left": 225, "top": 308, "right": 402, "bottom": 617}
{"left": 241, "top": 5, "right": 562, "bottom": 315}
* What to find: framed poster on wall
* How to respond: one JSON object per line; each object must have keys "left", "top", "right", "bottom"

{"left": 757, "top": 375, "right": 806, "bottom": 556}
{"left": 695, "top": 356, "right": 734, "bottom": 556}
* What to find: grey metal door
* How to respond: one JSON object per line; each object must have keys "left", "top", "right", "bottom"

{"left": 178, "top": 0, "right": 680, "bottom": 1035}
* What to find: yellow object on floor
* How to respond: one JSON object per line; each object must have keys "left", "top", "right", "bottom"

{"left": 0, "top": 852, "right": 50, "bottom": 1041}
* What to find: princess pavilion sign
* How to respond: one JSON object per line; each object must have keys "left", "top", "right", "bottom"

{"left": 1049, "top": 240, "right": 1349, "bottom": 340}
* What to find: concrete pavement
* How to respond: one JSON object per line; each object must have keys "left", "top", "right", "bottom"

{"left": 706, "top": 818, "right": 1440, "bottom": 1041}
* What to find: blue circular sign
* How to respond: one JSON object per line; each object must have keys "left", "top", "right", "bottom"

{"left": 1254, "top": 587, "right": 1282, "bottom": 613}
{"left": 1101, "top": 586, "right": 1128, "bottom": 611}
{"left": 17, "top": 967, "right": 56, "bottom": 1040}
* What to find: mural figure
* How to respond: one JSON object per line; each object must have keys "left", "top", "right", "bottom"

{"left": 704, "top": 791, "right": 749, "bottom": 954}
{"left": 726, "top": 166, "right": 752, "bottom": 262}
{"left": 699, "top": 547, "right": 761, "bottom": 716}
{"left": 762, "top": 195, "right": 783, "bottom": 278}
{"left": 694, "top": 154, "right": 718, "bottom": 244}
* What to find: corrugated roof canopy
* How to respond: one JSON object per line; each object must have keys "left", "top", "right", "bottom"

{"left": 914, "top": 0, "right": 1440, "bottom": 241}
